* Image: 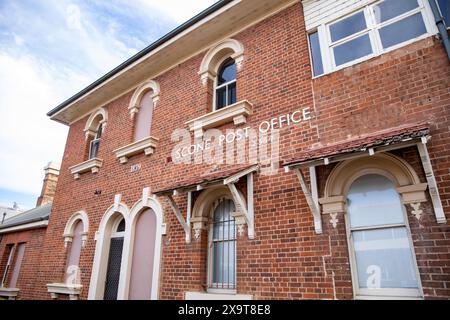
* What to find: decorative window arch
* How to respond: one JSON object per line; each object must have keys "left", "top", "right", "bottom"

{"left": 63, "top": 211, "right": 89, "bottom": 248}
{"left": 84, "top": 107, "right": 107, "bottom": 140}
{"left": 319, "top": 153, "right": 428, "bottom": 216}
{"left": 88, "top": 195, "right": 130, "bottom": 300}
{"left": 128, "top": 80, "right": 160, "bottom": 118}
{"left": 199, "top": 38, "right": 244, "bottom": 86}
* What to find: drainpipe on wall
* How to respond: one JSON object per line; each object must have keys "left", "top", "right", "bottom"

{"left": 429, "top": 0, "right": 450, "bottom": 60}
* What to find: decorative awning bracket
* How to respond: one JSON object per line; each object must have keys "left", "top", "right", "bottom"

{"left": 417, "top": 139, "right": 447, "bottom": 224}
{"left": 286, "top": 166, "right": 322, "bottom": 234}
{"left": 226, "top": 172, "right": 255, "bottom": 239}
{"left": 166, "top": 194, "right": 191, "bottom": 243}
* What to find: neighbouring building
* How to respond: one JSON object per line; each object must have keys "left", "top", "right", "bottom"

{"left": 0, "top": 203, "right": 23, "bottom": 223}
{"left": 7, "top": 0, "right": 450, "bottom": 300}
{"left": 0, "top": 162, "right": 60, "bottom": 299}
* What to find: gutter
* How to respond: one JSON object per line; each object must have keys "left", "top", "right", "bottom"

{"left": 47, "top": 0, "right": 234, "bottom": 117}
{"left": 0, "top": 216, "right": 49, "bottom": 232}
{"left": 429, "top": 0, "right": 450, "bottom": 60}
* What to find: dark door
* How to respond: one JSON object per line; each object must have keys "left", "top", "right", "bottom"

{"left": 103, "top": 237, "right": 124, "bottom": 300}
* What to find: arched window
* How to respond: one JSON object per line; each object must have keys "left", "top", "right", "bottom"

{"left": 103, "top": 217, "right": 125, "bottom": 300}
{"left": 133, "top": 90, "right": 154, "bottom": 141}
{"left": 215, "top": 58, "right": 237, "bottom": 110}
{"left": 347, "top": 174, "right": 421, "bottom": 298}
{"left": 64, "top": 220, "right": 83, "bottom": 285}
{"left": 208, "top": 198, "right": 236, "bottom": 291}
{"left": 88, "top": 123, "right": 102, "bottom": 159}
{"left": 128, "top": 208, "right": 157, "bottom": 300}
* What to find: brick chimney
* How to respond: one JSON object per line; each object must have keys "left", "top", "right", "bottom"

{"left": 36, "top": 162, "right": 60, "bottom": 207}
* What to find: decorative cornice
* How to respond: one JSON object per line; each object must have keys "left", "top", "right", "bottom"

{"left": 113, "top": 136, "right": 159, "bottom": 164}
{"left": 69, "top": 158, "right": 103, "bottom": 179}
{"left": 186, "top": 100, "right": 253, "bottom": 138}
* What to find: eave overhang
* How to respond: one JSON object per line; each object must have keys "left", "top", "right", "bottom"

{"left": 47, "top": 0, "right": 298, "bottom": 125}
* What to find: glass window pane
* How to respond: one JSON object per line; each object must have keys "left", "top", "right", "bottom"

{"left": 89, "top": 139, "right": 100, "bottom": 159}
{"left": 116, "top": 218, "right": 125, "bottom": 232}
{"left": 213, "top": 242, "right": 223, "bottom": 284}
{"left": 373, "top": 0, "right": 419, "bottom": 24}
{"left": 379, "top": 13, "right": 427, "bottom": 50}
{"left": 333, "top": 34, "right": 372, "bottom": 66}
{"left": 330, "top": 11, "right": 367, "bottom": 42}
{"left": 216, "top": 87, "right": 227, "bottom": 109}
{"left": 353, "top": 228, "right": 418, "bottom": 289}
{"left": 228, "top": 82, "right": 236, "bottom": 105}
{"left": 437, "top": 0, "right": 450, "bottom": 28}
{"left": 347, "top": 174, "right": 405, "bottom": 228}
{"left": 218, "top": 60, "right": 236, "bottom": 85}
{"left": 309, "top": 32, "right": 324, "bottom": 76}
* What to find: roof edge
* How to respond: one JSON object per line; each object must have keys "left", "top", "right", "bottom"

{"left": 47, "top": 0, "right": 234, "bottom": 118}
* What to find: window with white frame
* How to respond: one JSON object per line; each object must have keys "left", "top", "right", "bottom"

{"left": 215, "top": 58, "right": 237, "bottom": 110}
{"left": 309, "top": 0, "right": 435, "bottom": 76}
{"left": 346, "top": 174, "right": 421, "bottom": 299}
{"left": 88, "top": 123, "right": 102, "bottom": 159}
{"left": 208, "top": 198, "right": 236, "bottom": 291}
{"left": 437, "top": 0, "right": 450, "bottom": 28}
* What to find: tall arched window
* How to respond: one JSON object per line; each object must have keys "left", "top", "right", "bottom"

{"left": 208, "top": 198, "right": 236, "bottom": 291}
{"left": 215, "top": 58, "right": 236, "bottom": 110}
{"left": 128, "top": 208, "right": 157, "bottom": 300}
{"left": 64, "top": 220, "right": 83, "bottom": 285}
{"left": 103, "top": 217, "right": 125, "bottom": 300}
{"left": 347, "top": 174, "right": 421, "bottom": 298}
{"left": 88, "top": 123, "right": 102, "bottom": 159}
{"left": 133, "top": 90, "right": 154, "bottom": 141}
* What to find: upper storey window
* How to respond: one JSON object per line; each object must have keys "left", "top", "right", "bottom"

{"left": 215, "top": 58, "right": 237, "bottom": 110}
{"left": 89, "top": 123, "right": 102, "bottom": 159}
{"left": 308, "top": 0, "right": 435, "bottom": 77}
{"left": 133, "top": 90, "right": 154, "bottom": 141}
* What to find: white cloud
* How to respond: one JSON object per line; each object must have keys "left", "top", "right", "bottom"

{"left": 66, "top": 4, "right": 83, "bottom": 31}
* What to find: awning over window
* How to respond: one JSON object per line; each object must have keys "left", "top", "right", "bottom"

{"left": 283, "top": 122, "right": 430, "bottom": 169}
{"left": 154, "top": 164, "right": 258, "bottom": 195}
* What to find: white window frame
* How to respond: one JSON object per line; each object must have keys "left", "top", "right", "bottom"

{"left": 1, "top": 245, "right": 15, "bottom": 287}
{"left": 310, "top": 0, "right": 438, "bottom": 78}
{"left": 344, "top": 175, "right": 423, "bottom": 300}
{"left": 207, "top": 197, "right": 237, "bottom": 294}
{"left": 88, "top": 123, "right": 102, "bottom": 160}
{"left": 213, "top": 58, "right": 237, "bottom": 112}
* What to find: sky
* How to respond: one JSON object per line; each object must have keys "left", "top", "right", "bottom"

{"left": 0, "top": 0, "right": 217, "bottom": 210}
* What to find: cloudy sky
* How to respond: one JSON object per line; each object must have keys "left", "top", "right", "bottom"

{"left": 0, "top": 0, "right": 217, "bottom": 210}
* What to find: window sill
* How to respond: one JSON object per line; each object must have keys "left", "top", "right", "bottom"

{"left": 186, "top": 100, "right": 252, "bottom": 138}
{"left": 113, "top": 136, "right": 159, "bottom": 164}
{"left": 0, "top": 287, "right": 20, "bottom": 300}
{"left": 46, "top": 283, "right": 83, "bottom": 300}
{"left": 185, "top": 291, "right": 252, "bottom": 300}
{"left": 69, "top": 158, "right": 103, "bottom": 180}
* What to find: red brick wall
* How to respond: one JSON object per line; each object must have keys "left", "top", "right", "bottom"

{"left": 0, "top": 227, "right": 47, "bottom": 299}
{"left": 19, "top": 2, "right": 450, "bottom": 299}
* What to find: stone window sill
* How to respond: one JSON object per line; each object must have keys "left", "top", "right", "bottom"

{"left": 46, "top": 283, "right": 83, "bottom": 300}
{"left": 186, "top": 100, "right": 253, "bottom": 138}
{"left": 185, "top": 291, "right": 252, "bottom": 300}
{"left": 0, "top": 287, "right": 20, "bottom": 300}
{"left": 113, "top": 136, "right": 159, "bottom": 164}
{"left": 69, "top": 158, "right": 103, "bottom": 180}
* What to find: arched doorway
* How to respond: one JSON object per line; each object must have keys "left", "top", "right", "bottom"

{"left": 103, "top": 217, "right": 125, "bottom": 300}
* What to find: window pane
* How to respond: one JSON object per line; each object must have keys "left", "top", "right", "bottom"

{"left": 437, "top": 0, "right": 450, "bottom": 28}
{"left": 333, "top": 34, "right": 372, "bottom": 66}
{"left": 347, "top": 174, "right": 405, "bottom": 228}
{"left": 218, "top": 60, "right": 236, "bottom": 85}
{"left": 216, "top": 87, "right": 227, "bottom": 109}
{"left": 228, "top": 82, "right": 236, "bottom": 105}
{"left": 330, "top": 11, "right": 367, "bottom": 42}
{"left": 373, "top": 0, "right": 419, "bottom": 24}
{"left": 353, "top": 228, "right": 418, "bottom": 289}
{"left": 379, "top": 13, "right": 427, "bottom": 49}
{"left": 116, "top": 218, "right": 125, "bottom": 232}
{"left": 89, "top": 139, "right": 100, "bottom": 159}
{"left": 309, "top": 32, "right": 324, "bottom": 76}
{"left": 212, "top": 242, "right": 223, "bottom": 284}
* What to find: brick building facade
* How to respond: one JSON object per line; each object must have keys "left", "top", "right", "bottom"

{"left": 2, "top": 0, "right": 449, "bottom": 300}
